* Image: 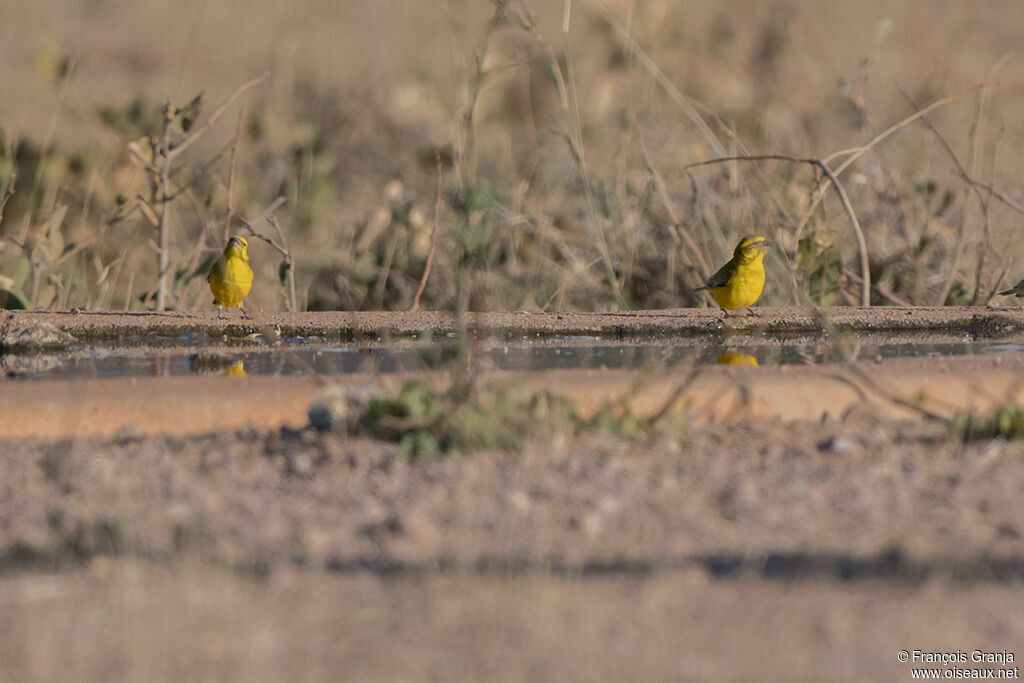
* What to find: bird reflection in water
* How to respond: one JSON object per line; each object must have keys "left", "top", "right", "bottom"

{"left": 714, "top": 351, "right": 758, "bottom": 367}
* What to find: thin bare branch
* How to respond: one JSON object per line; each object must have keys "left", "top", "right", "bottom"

{"left": 155, "top": 103, "right": 174, "bottom": 311}
{"left": 683, "top": 154, "right": 815, "bottom": 170}
{"left": 958, "top": 174, "right": 1024, "bottom": 217}
{"left": 895, "top": 84, "right": 988, "bottom": 306}
{"left": 224, "top": 108, "right": 244, "bottom": 242}
{"left": 166, "top": 137, "right": 236, "bottom": 201}
{"left": 811, "top": 159, "right": 870, "bottom": 307}
{"left": 412, "top": 151, "right": 443, "bottom": 312}
{"left": 561, "top": 0, "right": 625, "bottom": 306}
{"left": 637, "top": 132, "right": 710, "bottom": 280}
{"left": 237, "top": 197, "right": 295, "bottom": 311}
{"left": 31, "top": 55, "right": 78, "bottom": 197}
{"left": 796, "top": 83, "right": 988, "bottom": 242}
{"left": 237, "top": 195, "right": 286, "bottom": 232}
{"left": 267, "top": 216, "right": 297, "bottom": 312}
{"left": 167, "top": 71, "right": 269, "bottom": 162}
{"left": 584, "top": 0, "right": 725, "bottom": 157}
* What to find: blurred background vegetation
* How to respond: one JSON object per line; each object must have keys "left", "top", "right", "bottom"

{"left": 1, "top": 0, "right": 1023, "bottom": 313}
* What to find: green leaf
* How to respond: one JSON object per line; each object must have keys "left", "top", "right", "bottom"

{"left": 8, "top": 256, "right": 30, "bottom": 289}
{"left": 0, "top": 281, "right": 28, "bottom": 309}
{"left": 466, "top": 179, "right": 497, "bottom": 212}
{"left": 797, "top": 236, "right": 841, "bottom": 306}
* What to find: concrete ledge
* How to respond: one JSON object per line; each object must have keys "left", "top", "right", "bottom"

{"left": 4, "top": 306, "right": 1024, "bottom": 351}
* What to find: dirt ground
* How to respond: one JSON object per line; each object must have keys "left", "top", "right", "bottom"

{"left": 2, "top": 416, "right": 1024, "bottom": 682}
{"left": 3, "top": 565, "right": 1023, "bottom": 682}
{"left": 3, "top": 308, "right": 1024, "bottom": 681}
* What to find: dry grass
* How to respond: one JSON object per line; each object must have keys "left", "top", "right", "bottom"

{"left": 2, "top": 1, "right": 1024, "bottom": 314}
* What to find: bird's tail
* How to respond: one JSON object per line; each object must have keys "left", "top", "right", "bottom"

{"left": 693, "top": 286, "right": 708, "bottom": 291}
{"left": 999, "top": 288, "right": 1017, "bottom": 296}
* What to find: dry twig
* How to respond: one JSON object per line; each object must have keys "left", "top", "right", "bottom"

{"left": 223, "top": 108, "right": 245, "bottom": 244}
{"left": 238, "top": 197, "right": 296, "bottom": 312}
{"left": 412, "top": 150, "right": 443, "bottom": 312}
{"left": 149, "top": 73, "right": 268, "bottom": 310}
{"left": 167, "top": 72, "right": 269, "bottom": 163}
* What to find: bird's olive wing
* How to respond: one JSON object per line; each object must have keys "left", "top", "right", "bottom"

{"left": 206, "top": 256, "right": 225, "bottom": 284}
{"left": 702, "top": 259, "right": 735, "bottom": 289}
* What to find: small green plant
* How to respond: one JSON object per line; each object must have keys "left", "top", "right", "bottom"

{"left": 0, "top": 251, "right": 29, "bottom": 309}
{"left": 364, "top": 380, "right": 446, "bottom": 455}
{"left": 337, "top": 373, "right": 685, "bottom": 457}
{"left": 359, "top": 380, "right": 537, "bottom": 457}
{"left": 797, "top": 234, "right": 842, "bottom": 306}
{"left": 951, "top": 404, "right": 1024, "bottom": 441}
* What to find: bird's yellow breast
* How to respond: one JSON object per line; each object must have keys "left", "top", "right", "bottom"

{"left": 209, "top": 254, "right": 253, "bottom": 308}
{"left": 708, "top": 255, "right": 766, "bottom": 310}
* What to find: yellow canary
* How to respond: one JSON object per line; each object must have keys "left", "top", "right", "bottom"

{"left": 221, "top": 360, "right": 246, "bottom": 377}
{"left": 715, "top": 351, "right": 759, "bottom": 366}
{"left": 999, "top": 280, "right": 1024, "bottom": 298}
{"left": 695, "top": 235, "right": 773, "bottom": 314}
{"left": 207, "top": 235, "right": 253, "bottom": 317}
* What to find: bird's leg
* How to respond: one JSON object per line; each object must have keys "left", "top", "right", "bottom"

{"left": 745, "top": 307, "right": 760, "bottom": 317}
{"left": 238, "top": 306, "right": 250, "bottom": 319}
{"left": 216, "top": 306, "right": 223, "bottom": 320}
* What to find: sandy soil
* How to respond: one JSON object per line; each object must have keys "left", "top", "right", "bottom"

{"left": 4, "top": 415, "right": 1023, "bottom": 571}
{"left": 4, "top": 308, "right": 1024, "bottom": 681}
{"left": 3, "top": 565, "right": 1022, "bottom": 683}
{"left": 3, "top": 351, "right": 1024, "bottom": 438}
{"left": 2, "top": 416, "right": 1024, "bottom": 682}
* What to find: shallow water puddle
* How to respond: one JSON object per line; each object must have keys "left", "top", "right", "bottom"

{"left": 5, "top": 337, "right": 1024, "bottom": 380}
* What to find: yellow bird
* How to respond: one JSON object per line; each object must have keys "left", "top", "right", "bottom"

{"left": 207, "top": 235, "right": 254, "bottom": 317}
{"left": 695, "top": 234, "right": 773, "bottom": 315}
{"left": 715, "top": 351, "right": 759, "bottom": 366}
{"left": 221, "top": 360, "right": 246, "bottom": 377}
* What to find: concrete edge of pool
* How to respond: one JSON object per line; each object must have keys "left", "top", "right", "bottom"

{"left": 4, "top": 306, "right": 1024, "bottom": 352}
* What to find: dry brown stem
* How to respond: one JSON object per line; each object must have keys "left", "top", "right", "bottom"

{"left": 411, "top": 150, "right": 443, "bottom": 312}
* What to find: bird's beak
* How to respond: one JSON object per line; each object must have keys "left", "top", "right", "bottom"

{"left": 760, "top": 239, "right": 774, "bottom": 249}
